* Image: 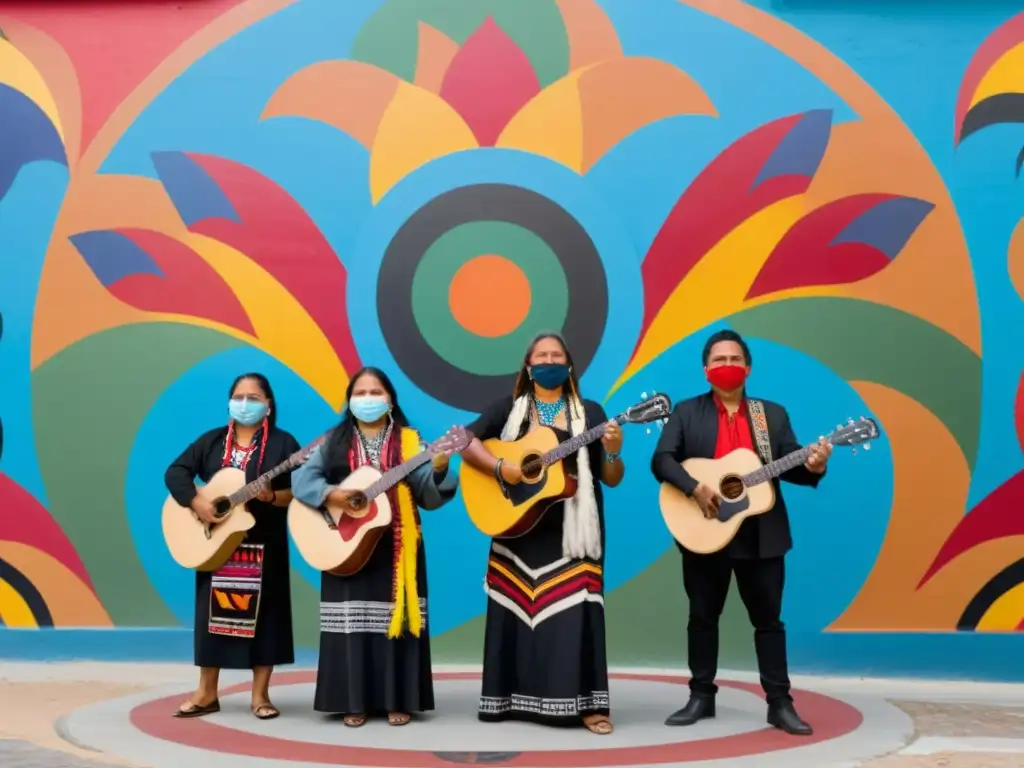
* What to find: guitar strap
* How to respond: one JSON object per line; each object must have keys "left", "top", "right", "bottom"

{"left": 747, "top": 399, "right": 774, "bottom": 465}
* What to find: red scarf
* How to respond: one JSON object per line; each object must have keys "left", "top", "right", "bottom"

{"left": 221, "top": 418, "right": 269, "bottom": 472}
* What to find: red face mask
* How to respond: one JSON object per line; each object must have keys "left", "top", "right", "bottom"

{"left": 706, "top": 364, "right": 748, "bottom": 392}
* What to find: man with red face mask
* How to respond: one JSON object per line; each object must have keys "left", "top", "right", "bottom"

{"left": 651, "top": 329, "right": 831, "bottom": 736}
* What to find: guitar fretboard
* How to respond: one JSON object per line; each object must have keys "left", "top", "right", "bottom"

{"left": 542, "top": 415, "right": 624, "bottom": 465}
{"left": 741, "top": 445, "right": 814, "bottom": 487}
{"left": 360, "top": 449, "right": 436, "bottom": 500}
{"left": 226, "top": 433, "right": 328, "bottom": 506}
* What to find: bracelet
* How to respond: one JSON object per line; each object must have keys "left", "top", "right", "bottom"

{"left": 493, "top": 457, "right": 504, "bottom": 480}
{"left": 605, "top": 452, "right": 621, "bottom": 463}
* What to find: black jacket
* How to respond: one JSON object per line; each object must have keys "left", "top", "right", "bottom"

{"left": 650, "top": 392, "right": 824, "bottom": 559}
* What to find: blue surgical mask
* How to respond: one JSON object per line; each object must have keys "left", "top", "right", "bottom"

{"left": 530, "top": 363, "right": 570, "bottom": 390}
{"left": 349, "top": 395, "right": 390, "bottom": 423}
{"left": 229, "top": 398, "right": 268, "bottom": 426}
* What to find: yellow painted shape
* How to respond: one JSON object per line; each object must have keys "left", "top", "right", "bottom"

{"left": 610, "top": 197, "right": 805, "bottom": 395}
{"left": 370, "top": 81, "right": 478, "bottom": 204}
{"left": 976, "top": 581, "right": 1024, "bottom": 631}
{"left": 970, "top": 41, "right": 1024, "bottom": 110}
{"left": 0, "top": 37, "right": 64, "bottom": 139}
{"left": 0, "top": 577, "right": 37, "bottom": 627}
{"left": 181, "top": 234, "right": 349, "bottom": 407}
{"left": 496, "top": 71, "right": 586, "bottom": 171}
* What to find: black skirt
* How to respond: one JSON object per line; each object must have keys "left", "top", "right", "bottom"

{"left": 314, "top": 529, "right": 433, "bottom": 714}
{"left": 478, "top": 502, "right": 610, "bottom": 725}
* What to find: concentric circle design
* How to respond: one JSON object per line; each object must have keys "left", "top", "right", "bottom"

{"left": 0, "top": 556, "right": 53, "bottom": 627}
{"left": 958, "top": 557, "right": 1024, "bottom": 630}
{"left": 128, "top": 671, "right": 864, "bottom": 766}
{"left": 377, "top": 183, "right": 608, "bottom": 411}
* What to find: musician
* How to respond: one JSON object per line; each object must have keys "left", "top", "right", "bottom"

{"left": 164, "top": 373, "right": 301, "bottom": 720}
{"left": 290, "top": 366, "right": 457, "bottom": 727}
{"left": 461, "top": 332, "right": 624, "bottom": 735}
{"left": 651, "top": 330, "right": 831, "bottom": 735}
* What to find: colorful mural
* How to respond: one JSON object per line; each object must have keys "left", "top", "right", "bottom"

{"left": 0, "top": 0, "right": 1022, "bottom": 678}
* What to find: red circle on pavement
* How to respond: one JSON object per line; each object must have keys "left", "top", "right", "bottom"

{"left": 130, "top": 671, "right": 863, "bottom": 766}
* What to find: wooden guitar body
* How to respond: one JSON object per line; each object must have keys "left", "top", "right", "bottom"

{"left": 288, "top": 465, "right": 393, "bottom": 576}
{"left": 461, "top": 426, "right": 578, "bottom": 538}
{"left": 161, "top": 466, "right": 255, "bottom": 571}
{"left": 659, "top": 448, "right": 776, "bottom": 554}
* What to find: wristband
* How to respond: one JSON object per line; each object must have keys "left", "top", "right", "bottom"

{"left": 605, "top": 452, "right": 621, "bottom": 463}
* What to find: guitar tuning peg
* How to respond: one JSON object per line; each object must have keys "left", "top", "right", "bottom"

{"left": 863, "top": 443, "right": 870, "bottom": 451}
{"left": 641, "top": 391, "right": 648, "bottom": 400}
{"left": 646, "top": 427, "right": 652, "bottom": 435}
{"left": 851, "top": 447, "right": 857, "bottom": 455}
{"left": 847, "top": 417, "right": 854, "bottom": 424}
{"left": 836, "top": 424, "right": 843, "bottom": 431}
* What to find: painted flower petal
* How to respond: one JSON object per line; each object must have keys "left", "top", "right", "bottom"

{"left": 746, "top": 194, "right": 935, "bottom": 300}
{"left": 150, "top": 151, "right": 240, "bottom": 227}
{"left": 440, "top": 16, "right": 541, "bottom": 146}
{"left": 67, "top": 228, "right": 254, "bottom": 334}
{"left": 163, "top": 153, "right": 361, "bottom": 377}
{"left": 556, "top": 0, "right": 622, "bottom": 69}
{"left": 955, "top": 12, "right": 1024, "bottom": 143}
{"left": 413, "top": 22, "right": 459, "bottom": 93}
{"left": 0, "top": 83, "right": 65, "bottom": 201}
{"left": 640, "top": 110, "right": 832, "bottom": 335}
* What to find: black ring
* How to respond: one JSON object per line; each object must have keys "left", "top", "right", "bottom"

{"left": 0, "top": 556, "right": 54, "bottom": 627}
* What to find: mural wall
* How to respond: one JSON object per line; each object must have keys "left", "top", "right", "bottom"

{"left": 0, "top": 0, "right": 1022, "bottom": 679}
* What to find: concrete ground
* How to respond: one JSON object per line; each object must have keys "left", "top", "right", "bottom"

{"left": 0, "top": 662, "right": 1022, "bottom": 767}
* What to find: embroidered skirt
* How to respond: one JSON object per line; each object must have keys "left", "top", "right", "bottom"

{"left": 479, "top": 501, "right": 610, "bottom": 725}
{"left": 314, "top": 532, "right": 433, "bottom": 715}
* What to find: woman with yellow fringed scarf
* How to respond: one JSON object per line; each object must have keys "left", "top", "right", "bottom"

{"left": 291, "top": 367, "right": 458, "bottom": 727}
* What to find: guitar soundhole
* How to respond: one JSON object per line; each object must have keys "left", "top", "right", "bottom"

{"left": 347, "top": 492, "right": 368, "bottom": 512}
{"left": 212, "top": 497, "right": 232, "bottom": 518}
{"left": 719, "top": 475, "right": 745, "bottom": 501}
{"left": 520, "top": 454, "right": 544, "bottom": 482}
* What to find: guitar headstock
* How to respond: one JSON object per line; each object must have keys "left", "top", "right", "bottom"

{"left": 430, "top": 425, "right": 473, "bottom": 455}
{"left": 618, "top": 392, "right": 672, "bottom": 431}
{"left": 827, "top": 416, "right": 881, "bottom": 452}
{"left": 287, "top": 434, "right": 328, "bottom": 468}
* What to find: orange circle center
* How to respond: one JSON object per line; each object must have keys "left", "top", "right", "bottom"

{"left": 449, "top": 255, "right": 531, "bottom": 337}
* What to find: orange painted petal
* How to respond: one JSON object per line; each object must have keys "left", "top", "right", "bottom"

{"left": 370, "top": 81, "right": 477, "bottom": 203}
{"left": 555, "top": 0, "right": 623, "bottom": 70}
{"left": 578, "top": 57, "right": 716, "bottom": 172}
{"left": 496, "top": 73, "right": 584, "bottom": 171}
{"left": 262, "top": 60, "right": 400, "bottom": 148}
{"left": 413, "top": 22, "right": 459, "bottom": 94}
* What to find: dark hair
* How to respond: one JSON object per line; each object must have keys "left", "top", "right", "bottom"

{"left": 701, "top": 329, "right": 752, "bottom": 368}
{"left": 322, "top": 366, "right": 411, "bottom": 475}
{"left": 229, "top": 372, "right": 277, "bottom": 429}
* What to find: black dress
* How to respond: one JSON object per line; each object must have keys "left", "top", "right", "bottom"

{"left": 290, "top": 432, "right": 458, "bottom": 715}
{"left": 468, "top": 396, "right": 611, "bottom": 725}
{"left": 165, "top": 425, "right": 300, "bottom": 669}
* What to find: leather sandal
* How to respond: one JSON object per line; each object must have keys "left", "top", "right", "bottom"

{"left": 252, "top": 703, "right": 280, "bottom": 720}
{"left": 388, "top": 712, "right": 411, "bottom": 726}
{"left": 583, "top": 715, "right": 613, "bottom": 734}
{"left": 343, "top": 714, "right": 367, "bottom": 727}
{"left": 173, "top": 699, "right": 220, "bottom": 718}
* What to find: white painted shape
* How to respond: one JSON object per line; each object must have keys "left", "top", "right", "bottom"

{"left": 900, "top": 736, "right": 1024, "bottom": 755}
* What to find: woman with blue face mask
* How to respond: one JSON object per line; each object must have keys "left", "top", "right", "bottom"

{"left": 164, "top": 372, "right": 301, "bottom": 721}
{"left": 459, "top": 332, "right": 626, "bottom": 735}
{"left": 291, "top": 366, "right": 458, "bottom": 727}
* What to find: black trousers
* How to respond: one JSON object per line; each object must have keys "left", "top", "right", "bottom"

{"left": 681, "top": 549, "right": 792, "bottom": 704}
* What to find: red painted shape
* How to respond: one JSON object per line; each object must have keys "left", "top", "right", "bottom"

{"left": 108, "top": 229, "right": 253, "bottom": 334}
{"left": 1015, "top": 373, "right": 1024, "bottom": 455}
{"left": 955, "top": 11, "right": 1024, "bottom": 142}
{"left": 745, "top": 194, "right": 895, "bottom": 300}
{"left": 918, "top": 470, "right": 1024, "bottom": 588}
{"left": 0, "top": 0, "right": 247, "bottom": 154}
{"left": 439, "top": 17, "right": 541, "bottom": 146}
{"left": 0, "top": 473, "right": 94, "bottom": 590}
{"left": 182, "top": 154, "right": 361, "bottom": 375}
{"left": 1017, "top": 616, "right": 1024, "bottom": 630}
{"left": 130, "top": 671, "right": 863, "bottom": 765}
{"left": 337, "top": 499, "right": 379, "bottom": 542}
{"left": 639, "top": 114, "right": 809, "bottom": 340}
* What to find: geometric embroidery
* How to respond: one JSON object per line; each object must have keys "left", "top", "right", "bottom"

{"left": 484, "top": 542, "right": 603, "bottom": 630}
{"left": 479, "top": 690, "right": 611, "bottom": 717}
{"left": 320, "top": 599, "right": 428, "bottom": 635}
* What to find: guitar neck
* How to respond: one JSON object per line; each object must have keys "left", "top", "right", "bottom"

{"left": 542, "top": 416, "right": 621, "bottom": 465}
{"left": 227, "top": 433, "right": 328, "bottom": 506}
{"left": 360, "top": 450, "right": 435, "bottom": 500}
{"left": 741, "top": 445, "right": 814, "bottom": 487}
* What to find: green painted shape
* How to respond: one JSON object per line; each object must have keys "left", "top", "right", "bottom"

{"left": 31, "top": 323, "right": 243, "bottom": 626}
{"left": 411, "top": 221, "right": 569, "bottom": 375}
{"left": 350, "top": 0, "right": 570, "bottom": 88}
{"left": 434, "top": 546, "right": 756, "bottom": 668}
{"left": 289, "top": 572, "right": 322, "bottom": 649}
{"left": 729, "top": 298, "right": 981, "bottom": 467}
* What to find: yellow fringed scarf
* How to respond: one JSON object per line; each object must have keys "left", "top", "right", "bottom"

{"left": 387, "top": 427, "right": 423, "bottom": 638}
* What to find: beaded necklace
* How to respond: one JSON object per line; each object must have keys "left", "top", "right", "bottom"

{"left": 535, "top": 396, "right": 566, "bottom": 426}
{"left": 356, "top": 423, "right": 390, "bottom": 469}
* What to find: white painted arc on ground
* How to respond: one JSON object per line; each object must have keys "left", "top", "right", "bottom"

{"left": 900, "top": 736, "right": 1024, "bottom": 755}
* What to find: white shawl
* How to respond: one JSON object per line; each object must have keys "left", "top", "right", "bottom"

{"left": 499, "top": 394, "right": 601, "bottom": 560}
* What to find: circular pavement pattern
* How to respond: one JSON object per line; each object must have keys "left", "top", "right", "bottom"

{"left": 62, "top": 671, "right": 914, "bottom": 768}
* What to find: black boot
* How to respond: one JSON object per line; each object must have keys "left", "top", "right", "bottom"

{"left": 665, "top": 695, "right": 715, "bottom": 726}
{"left": 767, "top": 701, "right": 812, "bottom": 735}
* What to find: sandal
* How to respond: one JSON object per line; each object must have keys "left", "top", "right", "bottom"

{"left": 387, "top": 712, "right": 411, "bottom": 726}
{"left": 343, "top": 714, "right": 367, "bottom": 727}
{"left": 173, "top": 699, "right": 220, "bottom": 718}
{"left": 252, "top": 703, "right": 280, "bottom": 720}
{"left": 584, "top": 715, "right": 613, "bottom": 734}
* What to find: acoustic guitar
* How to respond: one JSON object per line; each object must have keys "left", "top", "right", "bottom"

{"left": 289, "top": 425, "right": 472, "bottom": 576}
{"left": 660, "top": 416, "right": 880, "bottom": 553}
{"left": 462, "top": 393, "right": 673, "bottom": 538}
{"left": 162, "top": 433, "right": 327, "bottom": 571}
